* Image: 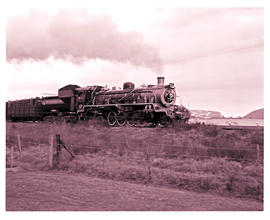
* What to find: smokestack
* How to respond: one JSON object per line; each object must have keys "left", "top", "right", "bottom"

{"left": 157, "top": 76, "right": 164, "bottom": 86}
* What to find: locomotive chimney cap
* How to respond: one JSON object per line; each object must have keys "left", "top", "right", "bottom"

{"left": 157, "top": 76, "right": 165, "bottom": 86}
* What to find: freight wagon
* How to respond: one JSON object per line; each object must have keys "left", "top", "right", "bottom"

{"left": 6, "top": 98, "right": 43, "bottom": 121}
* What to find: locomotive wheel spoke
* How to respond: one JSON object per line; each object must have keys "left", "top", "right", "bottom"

{"left": 127, "top": 113, "right": 135, "bottom": 127}
{"left": 107, "top": 111, "right": 117, "bottom": 126}
{"left": 117, "top": 111, "right": 127, "bottom": 126}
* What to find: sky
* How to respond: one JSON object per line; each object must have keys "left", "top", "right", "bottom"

{"left": 4, "top": 2, "right": 264, "bottom": 117}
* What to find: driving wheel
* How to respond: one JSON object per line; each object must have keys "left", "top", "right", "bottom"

{"left": 107, "top": 111, "right": 117, "bottom": 126}
{"left": 117, "top": 111, "right": 127, "bottom": 126}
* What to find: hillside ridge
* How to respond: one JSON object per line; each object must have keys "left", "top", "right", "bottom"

{"left": 244, "top": 108, "right": 264, "bottom": 119}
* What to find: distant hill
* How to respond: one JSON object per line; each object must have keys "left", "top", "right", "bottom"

{"left": 244, "top": 108, "right": 264, "bottom": 119}
{"left": 190, "top": 110, "right": 223, "bottom": 119}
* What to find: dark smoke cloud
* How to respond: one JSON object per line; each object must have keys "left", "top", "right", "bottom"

{"left": 6, "top": 9, "right": 163, "bottom": 73}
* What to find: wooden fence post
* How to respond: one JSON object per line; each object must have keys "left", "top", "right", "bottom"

{"left": 10, "top": 146, "right": 14, "bottom": 168}
{"left": 49, "top": 135, "right": 54, "bottom": 168}
{"left": 56, "top": 134, "right": 61, "bottom": 168}
{"left": 17, "top": 134, "right": 22, "bottom": 158}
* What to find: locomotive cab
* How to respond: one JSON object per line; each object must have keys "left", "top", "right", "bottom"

{"left": 58, "top": 84, "right": 80, "bottom": 112}
{"left": 75, "top": 86, "right": 103, "bottom": 107}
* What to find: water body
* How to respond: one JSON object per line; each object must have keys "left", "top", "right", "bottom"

{"left": 189, "top": 118, "right": 264, "bottom": 127}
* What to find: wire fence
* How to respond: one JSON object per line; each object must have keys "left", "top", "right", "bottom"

{"left": 5, "top": 131, "right": 264, "bottom": 202}
{"left": 6, "top": 132, "right": 263, "bottom": 164}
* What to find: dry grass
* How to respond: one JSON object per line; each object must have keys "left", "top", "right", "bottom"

{"left": 6, "top": 122, "right": 264, "bottom": 201}
{"left": 7, "top": 171, "right": 263, "bottom": 211}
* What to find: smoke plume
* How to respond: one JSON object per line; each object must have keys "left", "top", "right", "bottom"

{"left": 6, "top": 9, "right": 163, "bottom": 73}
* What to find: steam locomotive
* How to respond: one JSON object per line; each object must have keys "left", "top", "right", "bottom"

{"left": 6, "top": 77, "right": 190, "bottom": 127}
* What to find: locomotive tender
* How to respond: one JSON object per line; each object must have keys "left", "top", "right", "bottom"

{"left": 6, "top": 77, "right": 190, "bottom": 126}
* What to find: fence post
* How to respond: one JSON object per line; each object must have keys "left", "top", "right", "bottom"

{"left": 55, "top": 134, "right": 61, "bottom": 168}
{"left": 10, "top": 146, "right": 14, "bottom": 168}
{"left": 17, "top": 134, "right": 22, "bottom": 158}
{"left": 49, "top": 135, "right": 54, "bottom": 168}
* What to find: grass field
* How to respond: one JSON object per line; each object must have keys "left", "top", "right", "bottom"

{"left": 6, "top": 171, "right": 263, "bottom": 211}
{"left": 6, "top": 121, "right": 264, "bottom": 209}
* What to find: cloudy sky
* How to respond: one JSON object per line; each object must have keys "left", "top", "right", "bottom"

{"left": 5, "top": 2, "right": 264, "bottom": 117}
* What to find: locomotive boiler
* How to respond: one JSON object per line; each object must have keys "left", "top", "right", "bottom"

{"left": 6, "top": 77, "right": 190, "bottom": 126}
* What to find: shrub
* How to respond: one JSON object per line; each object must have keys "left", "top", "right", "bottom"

{"left": 203, "top": 125, "right": 219, "bottom": 137}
